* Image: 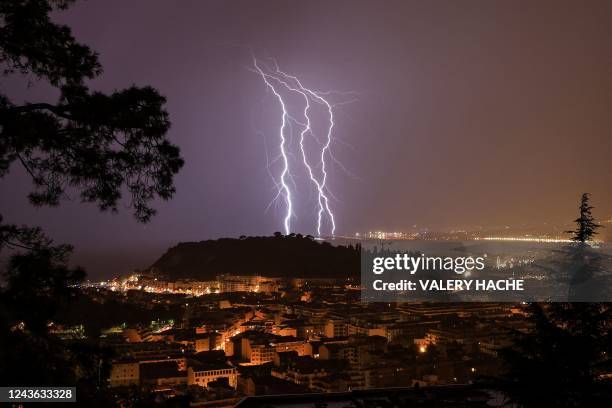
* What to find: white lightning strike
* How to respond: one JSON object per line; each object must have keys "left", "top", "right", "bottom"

{"left": 272, "top": 69, "right": 335, "bottom": 236}
{"left": 253, "top": 57, "right": 346, "bottom": 237}
{"left": 252, "top": 59, "right": 293, "bottom": 235}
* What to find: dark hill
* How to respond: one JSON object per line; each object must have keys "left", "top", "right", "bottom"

{"left": 146, "top": 234, "right": 360, "bottom": 280}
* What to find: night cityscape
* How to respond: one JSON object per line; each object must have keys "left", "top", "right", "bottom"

{"left": 1, "top": 1, "right": 612, "bottom": 407}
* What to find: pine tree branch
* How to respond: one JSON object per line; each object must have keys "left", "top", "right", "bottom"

{"left": 8, "top": 103, "right": 74, "bottom": 120}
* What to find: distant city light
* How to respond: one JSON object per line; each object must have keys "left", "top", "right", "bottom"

{"left": 476, "top": 236, "right": 582, "bottom": 244}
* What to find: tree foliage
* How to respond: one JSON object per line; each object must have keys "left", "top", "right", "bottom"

{"left": 0, "top": 0, "right": 184, "bottom": 399}
{"left": 149, "top": 234, "right": 360, "bottom": 280}
{"left": 566, "top": 193, "right": 602, "bottom": 243}
{"left": 494, "top": 303, "right": 611, "bottom": 407}
{"left": 0, "top": 0, "right": 183, "bottom": 222}
{"left": 491, "top": 195, "right": 611, "bottom": 406}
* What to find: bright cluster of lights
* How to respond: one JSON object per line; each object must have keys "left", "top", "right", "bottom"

{"left": 495, "top": 256, "right": 535, "bottom": 270}
{"left": 476, "top": 237, "right": 574, "bottom": 243}
{"left": 356, "top": 231, "right": 416, "bottom": 240}
{"left": 97, "top": 275, "right": 219, "bottom": 296}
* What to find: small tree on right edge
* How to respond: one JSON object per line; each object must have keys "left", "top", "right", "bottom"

{"left": 566, "top": 193, "right": 601, "bottom": 243}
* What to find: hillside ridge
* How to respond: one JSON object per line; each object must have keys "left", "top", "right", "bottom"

{"left": 146, "top": 234, "right": 360, "bottom": 280}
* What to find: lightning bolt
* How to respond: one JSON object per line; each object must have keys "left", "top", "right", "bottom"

{"left": 252, "top": 56, "right": 349, "bottom": 237}
{"left": 271, "top": 69, "right": 335, "bottom": 236}
{"left": 252, "top": 58, "right": 293, "bottom": 235}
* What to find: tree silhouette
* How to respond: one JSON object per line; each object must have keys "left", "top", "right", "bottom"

{"left": 566, "top": 193, "right": 601, "bottom": 243}
{"left": 0, "top": 0, "right": 183, "bottom": 401}
{"left": 1, "top": 0, "right": 183, "bottom": 222}
{"left": 492, "top": 303, "right": 611, "bottom": 407}
{"left": 489, "top": 195, "right": 611, "bottom": 405}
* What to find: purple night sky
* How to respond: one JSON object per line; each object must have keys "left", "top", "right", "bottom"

{"left": 2, "top": 0, "right": 612, "bottom": 278}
